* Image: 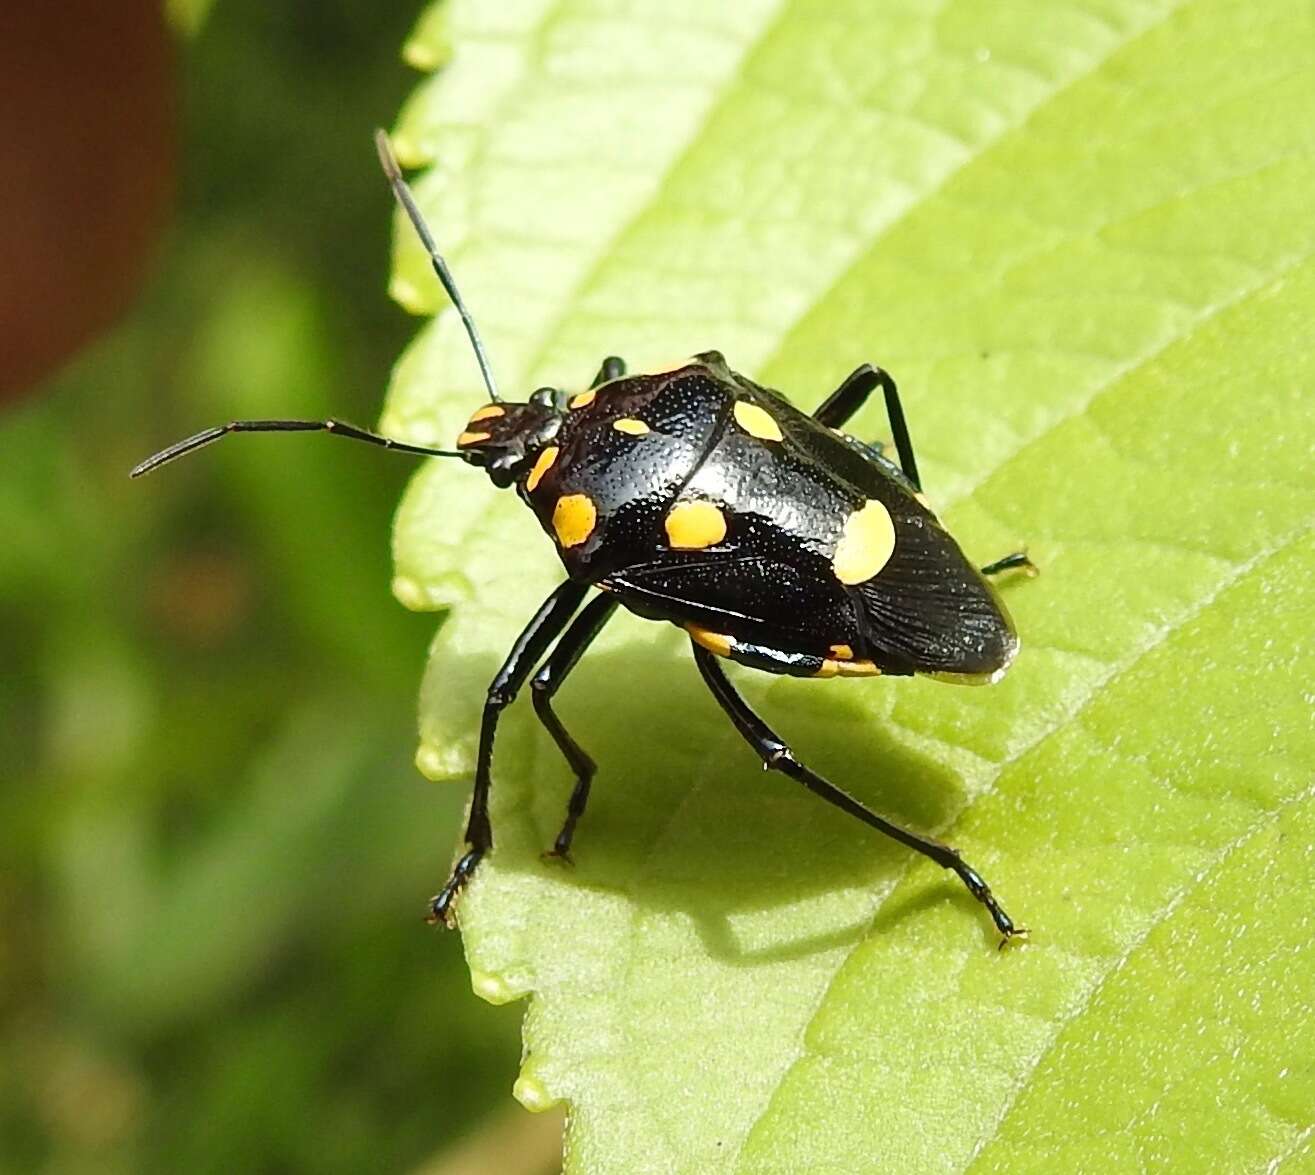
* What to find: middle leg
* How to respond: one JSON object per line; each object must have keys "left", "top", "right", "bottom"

{"left": 980, "top": 551, "right": 1038, "bottom": 579}
{"left": 690, "top": 643, "right": 1024, "bottom": 944}
{"left": 531, "top": 593, "right": 620, "bottom": 859}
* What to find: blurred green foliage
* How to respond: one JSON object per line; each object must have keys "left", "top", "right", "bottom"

{"left": 0, "top": 3, "right": 521, "bottom": 1171}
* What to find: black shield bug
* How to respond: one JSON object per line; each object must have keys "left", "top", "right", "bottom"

{"left": 134, "top": 131, "right": 1037, "bottom": 946}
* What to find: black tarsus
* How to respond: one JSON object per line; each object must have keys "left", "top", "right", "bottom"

{"left": 813, "top": 363, "right": 921, "bottom": 491}
{"left": 374, "top": 128, "right": 502, "bottom": 403}
{"left": 690, "top": 643, "right": 1025, "bottom": 946}
{"left": 979, "top": 551, "right": 1038, "bottom": 579}
{"left": 428, "top": 580, "right": 591, "bottom": 926}
{"left": 530, "top": 593, "right": 620, "bottom": 860}
{"left": 130, "top": 418, "right": 462, "bottom": 478}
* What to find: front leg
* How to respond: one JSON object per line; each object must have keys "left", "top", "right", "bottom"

{"left": 428, "top": 580, "right": 590, "bottom": 926}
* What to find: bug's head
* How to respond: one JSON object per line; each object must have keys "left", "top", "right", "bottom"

{"left": 454, "top": 387, "right": 563, "bottom": 487}
{"left": 129, "top": 136, "right": 568, "bottom": 486}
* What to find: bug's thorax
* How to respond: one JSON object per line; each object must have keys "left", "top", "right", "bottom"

{"left": 454, "top": 389, "right": 565, "bottom": 488}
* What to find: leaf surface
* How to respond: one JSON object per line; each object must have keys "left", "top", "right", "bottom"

{"left": 384, "top": 2, "right": 1315, "bottom": 1170}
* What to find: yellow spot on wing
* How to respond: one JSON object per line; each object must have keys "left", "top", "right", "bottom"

{"left": 832, "top": 499, "right": 896, "bottom": 584}
{"left": 468, "top": 404, "right": 505, "bottom": 423}
{"left": 569, "top": 389, "right": 596, "bottom": 409}
{"left": 613, "top": 418, "right": 650, "bottom": 436}
{"left": 686, "top": 624, "right": 734, "bottom": 657}
{"left": 829, "top": 644, "right": 853, "bottom": 660}
{"left": 526, "top": 445, "right": 559, "bottom": 491}
{"left": 665, "top": 500, "right": 727, "bottom": 550}
{"left": 552, "top": 494, "right": 596, "bottom": 548}
{"left": 457, "top": 430, "right": 490, "bottom": 447}
{"left": 733, "top": 400, "right": 783, "bottom": 442}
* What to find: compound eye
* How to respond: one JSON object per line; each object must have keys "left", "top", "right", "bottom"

{"left": 530, "top": 386, "right": 558, "bottom": 409}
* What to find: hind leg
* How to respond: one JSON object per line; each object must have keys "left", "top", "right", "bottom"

{"left": 813, "top": 364, "right": 921, "bottom": 491}
{"left": 691, "top": 643, "right": 1025, "bottom": 947}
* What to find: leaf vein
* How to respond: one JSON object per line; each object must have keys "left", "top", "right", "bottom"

{"left": 968, "top": 776, "right": 1315, "bottom": 1169}
{"left": 747, "top": 522, "right": 1313, "bottom": 1165}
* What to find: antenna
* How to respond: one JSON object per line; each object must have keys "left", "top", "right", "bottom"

{"left": 375, "top": 129, "right": 502, "bottom": 403}
{"left": 130, "top": 418, "right": 463, "bottom": 479}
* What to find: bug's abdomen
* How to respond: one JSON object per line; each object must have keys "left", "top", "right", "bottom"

{"left": 613, "top": 523, "right": 859, "bottom": 653}
{"left": 605, "top": 366, "right": 1017, "bottom": 681}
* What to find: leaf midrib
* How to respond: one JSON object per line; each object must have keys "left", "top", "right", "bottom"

{"left": 734, "top": 238, "right": 1314, "bottom": 1161}
{"left": 963, "top": 535, "right": 1315, "bottom": 1170}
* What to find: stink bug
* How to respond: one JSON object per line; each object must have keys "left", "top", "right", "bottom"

{"left": 134, "top": 132, "right": 1036, "bottom": 945}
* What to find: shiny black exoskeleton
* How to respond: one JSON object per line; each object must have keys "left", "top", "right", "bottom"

{"left": 462, "top": 352, "right": 1018, "bottom": 681}
{"left": 133, "top": 132, "right": 1036, "bottom": 946}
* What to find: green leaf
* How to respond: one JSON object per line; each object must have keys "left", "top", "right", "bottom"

{"left": 383, "top": 1, "right": 1315, "bottom": 1170}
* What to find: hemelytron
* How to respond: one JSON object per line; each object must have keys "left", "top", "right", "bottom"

{"left": 134, "top": 131, "right": 1037, "bottom": 946}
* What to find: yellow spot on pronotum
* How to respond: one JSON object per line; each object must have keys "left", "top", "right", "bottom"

{"left": 665, "top": 500, "right": 727, "bottom": 550}
{"left": 552, "top": 494, "right": 597, "bottom": 548}
{"left": 526, "top": 445, "right": 559, "bottom": 491}
{"left": 569, "top": 388, "right": 596, "bottom": 409}
{"left": 832, "top": 499, "right": 896, "bottom": 584}
{"left": 733, "top": 400, "right": 783, "bottom": 443}
{"left": 686, "top": 624, "right": 734, "bottom": 657}
{"left": 457, "top": 430, "right": 490, "bottom": 447}
{"left": 468, "top": 404, "right": 505, "bottom": 423}
{"left": 613, "top": 418, "right": 650, "bottom": 436}
{"left": 829, "top": 643, "right": 854, "bottom": 661}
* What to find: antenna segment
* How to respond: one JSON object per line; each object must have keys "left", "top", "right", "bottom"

{"left": 375, "top": 129, "right": 501, "bottom": 403}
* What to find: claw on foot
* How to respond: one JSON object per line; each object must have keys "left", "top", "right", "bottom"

{"left": 425, "top": 888, "right": 458, "bottom": 928}
{"left": 981, "top": 549, "right": 1039, "bottom": 580}
{"left": 426, "top": 848, "right": 483, "bottom": 929}
{"left": 997, "top": 925, "right": 1030, "bottom": 952}
{"left": 952, "top": 858, "right": 1027, "bottom": 950}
